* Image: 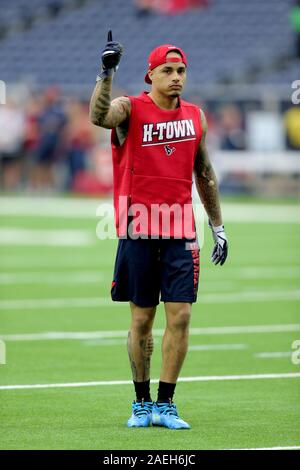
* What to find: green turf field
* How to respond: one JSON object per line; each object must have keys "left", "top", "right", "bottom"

{"left": 0, "top": 196, "right": 299, "bottom": 450}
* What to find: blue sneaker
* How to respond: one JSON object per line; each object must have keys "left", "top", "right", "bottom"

{"left": 152, "top": 401, "right": 191, "bottom": 429}
{"left": 127, "top": 400, "right": 153, "bottom": 427}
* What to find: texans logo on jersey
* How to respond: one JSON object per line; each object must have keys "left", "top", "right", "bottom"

{"left": 164, "top": 145, "right": 176, "bottom": 156}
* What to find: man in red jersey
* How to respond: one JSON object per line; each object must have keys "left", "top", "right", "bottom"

{"left": 90, "top": 31, "right": 228, "bottom": 429}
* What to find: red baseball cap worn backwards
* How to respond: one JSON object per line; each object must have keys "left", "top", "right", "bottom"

{"left": 144, "top": 44, "right": 188, "bottom": 84}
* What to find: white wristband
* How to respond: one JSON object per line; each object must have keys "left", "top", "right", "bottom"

{"left": 212, "top": 224, "right": 224, "bottom": 233}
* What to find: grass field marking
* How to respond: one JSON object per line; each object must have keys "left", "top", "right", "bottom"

{"left": 0, "top": 266, "right": 299, "bottom": 284}
{"left": 2, "top": 324, "right": 300, "bottom": 342}
{"left": 81, "top": 341, "right": 249, "bottom": 350}
{"left": 1, "top": 253, "right": 298, "bottom": 275}
{"left": 0, "top": 256, "right": 114, "bottom": 269}
{"left": 188, "top": 344, "right": 247, "bottom": 351}
{"left": 0, "top": 340, "right": 6, "bottom": 364}
{"left": 236, "top": 266, "right": 300, "bottom": 279}
{"left": 1, "top": 197, "right": 299, "bottom": 223}
{"left": 255, "top": 352, "right": 293, "bottom": 359}
{"left": 201, "top": 290, "right": 300, "bottom": 303}
{"left": 0, "top": 297, "right": 112, "bottom": 310}
{"left": 1, "top": 290, "right": 300, "bottom": 310}
{"left": 0, "top": 272, "right": 104, "bottom": 285}
{"left": 1, "top": 372, "right": 300, "bottom": 391}
{"left": 0, "top": 272, "right": 233, "bottom": 290}
{"left": 0, "top": 197, "right": 103, "bottom": 218}
{"left": 221, "top": 203, "right": 300, "bottom": 223}
{"left": 1, "top": 266, "right": 300, "bottom": 277}
{"left": 189, "top": 324, "right": 300, "bottom": 335}
{"left": 0, "top": 228, "right": 95, "bottom": 246}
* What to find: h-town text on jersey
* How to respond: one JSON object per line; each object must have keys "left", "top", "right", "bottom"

{"left": 142, "top": 119, "right": 196, "bottom": 144}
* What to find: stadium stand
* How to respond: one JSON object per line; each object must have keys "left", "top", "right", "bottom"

{"left": 0, "top": 0, "right": 295, "bottom": 91}
{"left": 256, "top": 59, "right": 300, "bottom": 85}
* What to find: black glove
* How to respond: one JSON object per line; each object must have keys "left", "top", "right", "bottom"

{"left": 209, "top": 220, "right": 228, "bottom": 266}
{"left": 99, "top": 30, "right": 124, "bottom": 78}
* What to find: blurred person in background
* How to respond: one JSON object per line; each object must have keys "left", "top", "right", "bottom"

{"left": 64, "top": 99, "right": 95, "bottom": 190}
{"left": 0, "top": 97, "right": 25, "bottom": 191}
{"left": 135, "top": 0, "right": 154, "bottom": 17}
{"left": 217, "top": 103, "right": 246, "bottom": 151}
{"left": 23, "top": 94, "right": 43, "bottom": 190}
{"left": 32, "top": 86, "right": 67, "bottom": 192}
{"left": 138, "top": 0, "right": 209, "bottom": 15}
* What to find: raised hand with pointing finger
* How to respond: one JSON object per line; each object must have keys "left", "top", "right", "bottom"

{"left": 99, "top": 30, "right": 124, "bottom": 79}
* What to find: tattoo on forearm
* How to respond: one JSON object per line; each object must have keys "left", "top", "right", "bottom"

{"left": 89, "top": 77, "right": 130, "bottom": 128}
{"left": 194, "top": 147, "right": 222, "bottom": 226}
{"left": 90, "top": 77, "right": 111, "bottom": 125}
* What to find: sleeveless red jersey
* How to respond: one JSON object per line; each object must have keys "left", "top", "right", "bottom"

{"left": 111, "top": 91, "right": 202, "bottom": 238}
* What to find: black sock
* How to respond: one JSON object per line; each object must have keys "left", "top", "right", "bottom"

{"left": 157, "top": 381, "right": 176, "bottom": 403}
{"left": 133, "top": 380, "right": 151, "bottom": 402}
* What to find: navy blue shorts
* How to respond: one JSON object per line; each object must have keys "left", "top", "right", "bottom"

{"left": 111, "top": 238, "right": 200, "bottom": 307}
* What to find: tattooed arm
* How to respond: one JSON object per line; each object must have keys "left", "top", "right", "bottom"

{"left": 89, "top": 75, "right": 131, "bottom": 129}
{"left": 194, "top": 109, "right": 223, "bottom": 227}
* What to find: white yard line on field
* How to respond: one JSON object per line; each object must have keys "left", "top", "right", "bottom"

{"left": 1, "top": 324, "right": 300, "bottom": 342}
{"left": 0, "top": 272, "right": 103, "bottom": 284}
{"left": 0, "top": 267, "right": 299, "bottom": 285}
{"left": 0, "top": 270, "right": 300, "bottom": 284}
{"left": 1, "top": 290, "right": 300, "bottom": 310}
{"left": 0, "top": 197, "right": 103, "bottom": 218}
{"left": 199, "top": 290, "right": 300, "bottom": 303}
{"left": 0, "top": 197, "right": 299, "bottom": 223}
{"left": 81, "top": 341, "right": 248, "bottom": 350}
{"left": 0, "top": 256, "right": 113, "bottom": 269}
{"left": 255, "top": 352, "right": 293, "bottom": 359}
{"left": 0, "top": 372, "right": 299, "bottom": 391}
{"left": 1, "top": 251, "right": 299, "bottom": 276}
{"left": 189, "top": 344, "right": 247, "bottom": 351}
{"left": 0, "top": 272, "right": 234, "bottom": 290}
{"left": 233, "top": 266, "right": 300, "bottom": 279}
{"left": 0, "top": 228, "right": 95, "bottom": 246}
{"left": 221, "top": 203, "right": 300, "bottom": 223}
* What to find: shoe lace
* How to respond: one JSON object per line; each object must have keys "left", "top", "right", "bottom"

{"left": 133, "top": 399, "right": 152, "bottom": 417}
{"left": 157, "top": 400, "right": 178, "bottom": 417}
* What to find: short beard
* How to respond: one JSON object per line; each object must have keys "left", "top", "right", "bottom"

{"left": 169, "top": 91, "right": 180, "bottom": 98}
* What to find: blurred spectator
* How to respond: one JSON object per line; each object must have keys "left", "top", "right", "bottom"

{"left": 47, "top": 1, "right": 63, "bottom": 18}
{"left": 0, "top": 98, "right": 25, "bottom": 190}
{"left": 19, "top": 7, "right": 35, "bottom": 31}
{"left": 32, "top": 86, "right": 67, "bottom": 191}
{"left": 64, "top": 99, "right": 95, "bottom": 189}
{"left": 289, "top": 0, "right": 300, "bottom": 59}
{"left": 23, "top": 94, "right": 43, "bottom": 188}
{"left": 135, "top": 0, "right": 154, "bottom": 17}
{"left": 72, "top": 147, "right": 113, "bottom": 195}
{"left": 217, "top": 104, "right": 246, "bottom": 151}
{"left": 135, "top": 0, "right": 208, "bottom": 15}
{"left": 0, "top": 22, "right": 8, "bottom": 40}
{"left": 0, "top": 86, "right": 298, "bottom": 195}
{"left": 284, "top": 106, "right": 300, "bottom": 150}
